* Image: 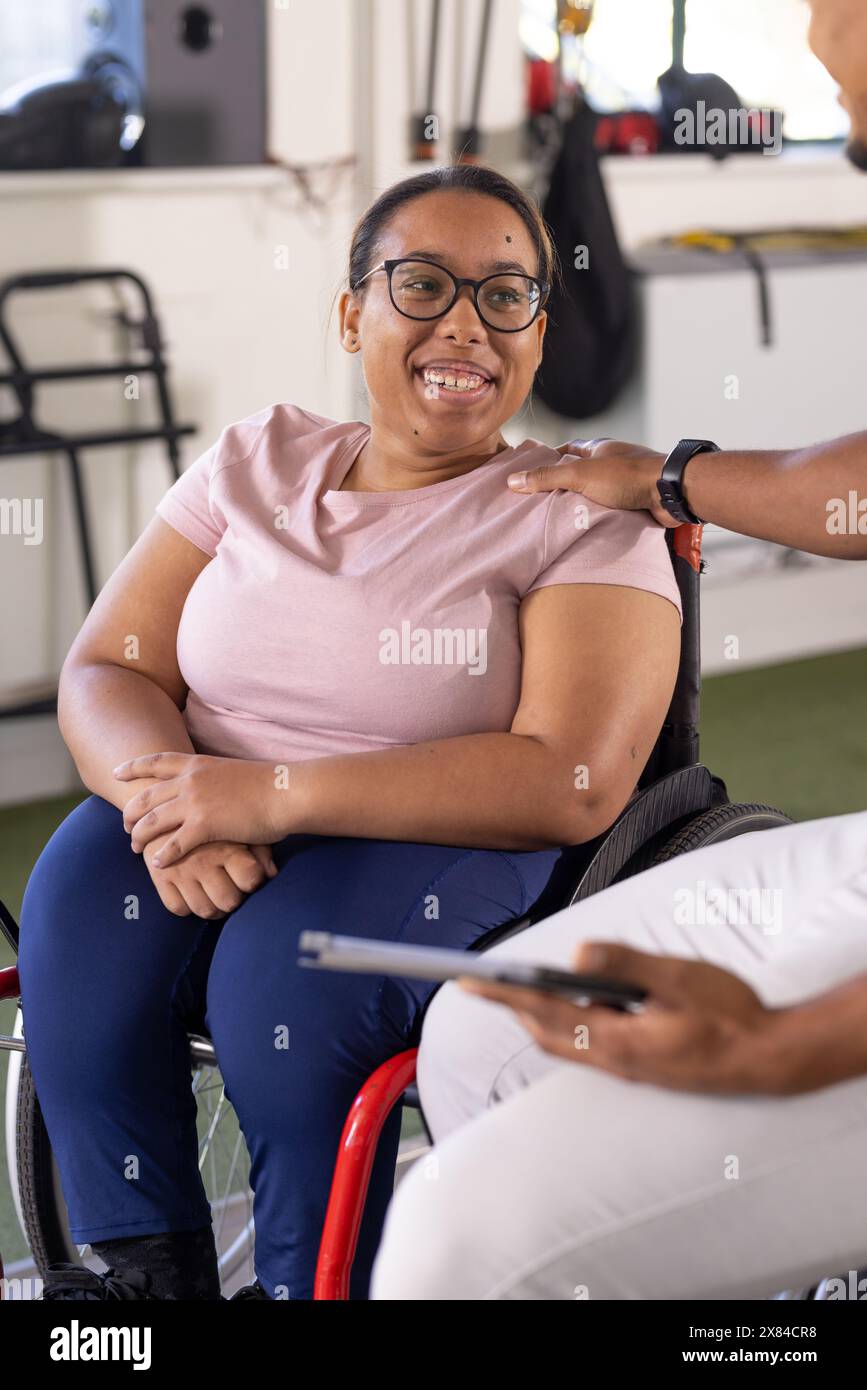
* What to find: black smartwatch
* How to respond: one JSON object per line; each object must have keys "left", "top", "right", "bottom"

{"left": 656, "top": 438, "right": 719, "bottom": 524}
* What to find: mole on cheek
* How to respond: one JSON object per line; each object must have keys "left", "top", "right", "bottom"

{"left": 505, "top": 235, "right": 512, "bottom": 243}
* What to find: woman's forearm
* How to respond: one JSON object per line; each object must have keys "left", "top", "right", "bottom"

{"left": 285, "top": 733, "right": 613, "bottom": 851}
{"left": 682, "top": 433, "right": 867, "bottom": 559}
{"left": 58, "top": 660, "right": 195, "bottom": 812}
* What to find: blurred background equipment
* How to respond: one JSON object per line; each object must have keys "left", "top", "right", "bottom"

{"left": 0, "top": 74, "right": 130, "bottom": 172}
{"left": 0, "top": 267, "right": 194, "bottom": 719}
{"left": 408, "top": 0, "right": 443, "bottom": 160}
{"left": 454, "top": 0, "right": 494, "bottom": 163}
{"left": 656, "top": 0, "right": 782, "bottom": 157}
{"left": 535, "top": 92, "right": 637, "bottom": 416}
{"left": 0, "top": 1, "right": 266, "bottom": 169}
{"left": 660, "top": 225, "right": 867, "bottom": 347}
{"left": 557, "top": 0, "right": 593, "bottom": 37}
{"left": 521, "top": 0, "right": 847, "bottom": 157}
{"left": 532, "top": 0, "right": 638, "bottom": 418}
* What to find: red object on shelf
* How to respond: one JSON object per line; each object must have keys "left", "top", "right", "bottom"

{"left": 314, "top": 1048, "right": 419, "bottom": 1300}
{"left": 527, "top": 58, "right": 557, "bottom": 116}
{"left": 594, "top": 111, "right": 660, "bottom": 155}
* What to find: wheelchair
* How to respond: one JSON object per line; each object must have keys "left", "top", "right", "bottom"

{"left": 0, "top": 519, "right": 799, "bottom": 1299}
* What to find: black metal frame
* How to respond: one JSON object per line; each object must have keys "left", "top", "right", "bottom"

{"left": 0, "top": 267, "right": 197, "bottom": 719}
{"left": 356, "top": 258, "right": 551, "bottom": 332}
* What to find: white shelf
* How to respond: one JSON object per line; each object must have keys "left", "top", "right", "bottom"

{"left": 0, "top": 142, "right": 848, "bottom": 201}
{"left": 602, "top": 143, "right": 850, "bottom": 181}
{"left": 0, "top": 165, "right": 292, "bottom": 198}
{"left": 510, "top": 141, "right": 851, "bottom": 187}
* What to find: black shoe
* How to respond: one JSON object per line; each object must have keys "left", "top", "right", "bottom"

{"left": 39, "top": 1261, "right": 159, "bottom": 1301}
{"left": 228, "top": 1279, "right": 271, "bottom": 1300}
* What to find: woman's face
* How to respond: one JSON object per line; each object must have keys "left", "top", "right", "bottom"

{"left": 339, "top": 189, "right": 547, "bottom": 459}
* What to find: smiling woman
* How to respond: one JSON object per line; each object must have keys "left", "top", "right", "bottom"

{"left": 17, "top": 161, "right": 682, "bottom": 1303}
{"left": 337, "top": 164, "right": 555, "bottom": 481}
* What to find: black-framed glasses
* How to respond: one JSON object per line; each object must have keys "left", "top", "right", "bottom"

{"left": 353, "top": 257, "right": 550, "bottom": 333}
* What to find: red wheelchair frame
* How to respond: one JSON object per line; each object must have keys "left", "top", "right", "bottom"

{"left": 314, "top": 1048, "right": 418, "bottom": 1300}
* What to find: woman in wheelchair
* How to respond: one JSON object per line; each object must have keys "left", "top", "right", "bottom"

{"left": 17, "top": 163, "right": 682, "bottom": 1300}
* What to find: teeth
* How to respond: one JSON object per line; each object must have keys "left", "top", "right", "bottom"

{"left": 422, "top": 368, "right": 487, "bottom": 392}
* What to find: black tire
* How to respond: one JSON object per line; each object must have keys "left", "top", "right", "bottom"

{"left": 11, "top": 1032, "right": 256, "bottom": 1290}
{"left": 648, "top": 803, "right": 794, "bottom": 865}
{"left": 608, "top": 802, "right": 795, "bottom": 888}
{"left": 15, "top": 1052, "right": 75, "bottom": 1275}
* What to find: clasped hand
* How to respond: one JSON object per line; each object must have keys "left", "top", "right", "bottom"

{"left": 115, "top": 751, "right": 290, "bottom": 867}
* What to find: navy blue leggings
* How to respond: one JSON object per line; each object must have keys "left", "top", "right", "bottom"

{"left": 17, "top": 794, "right": 562, "bottom": 1299}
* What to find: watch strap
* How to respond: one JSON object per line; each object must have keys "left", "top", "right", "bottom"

{"left": 657, "top": 438, "right": 719, "bottom": 524}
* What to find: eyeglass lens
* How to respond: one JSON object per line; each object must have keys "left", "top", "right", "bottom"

{"left": 389, "top": 261, "right": 541, "bottom": 330}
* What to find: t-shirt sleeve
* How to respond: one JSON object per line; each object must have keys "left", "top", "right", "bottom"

{"left": 154, "top": 431, "right": 233, "bottom": 558}
{"left": 525, "top": 489, "right": 683, "bottom": 623}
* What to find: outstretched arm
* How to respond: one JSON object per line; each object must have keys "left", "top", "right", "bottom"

{"left": 509, "top": 433, "right": 867, "bottom": 560}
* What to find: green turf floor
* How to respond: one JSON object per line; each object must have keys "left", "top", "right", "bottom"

{"left": 0, "top": 644, "right": 864, "bottom": 1265}
{"left": 699, "top": 646, "right": 867, "bottom": 821}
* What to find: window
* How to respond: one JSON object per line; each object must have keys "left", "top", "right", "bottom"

{"left": 0, "top": 1, "right": 79, "bottom": 105}
{"left": 521, "top": 0, "right": 848, "bottom": 143}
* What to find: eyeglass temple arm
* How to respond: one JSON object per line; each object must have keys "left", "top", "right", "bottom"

{"left": 352, "top": 263, "right": 386, "bottom": 289}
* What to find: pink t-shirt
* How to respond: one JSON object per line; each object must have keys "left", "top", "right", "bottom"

{"left": 155, "top": 402, "right": 682, "bottom": 763}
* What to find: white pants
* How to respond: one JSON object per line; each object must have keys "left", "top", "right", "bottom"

{"left": 370, "top": 810, "right": 867, "bottom": 1300}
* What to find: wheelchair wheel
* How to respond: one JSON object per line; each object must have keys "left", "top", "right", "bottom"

{"left": 593, "top": 802, "right": 796, "bottom": 892}
{"left": 7, "top": 1010, "right": 255, "bottom": 1293}
{"left": 645, "top": 802, "right": 795, "bottom": 865}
